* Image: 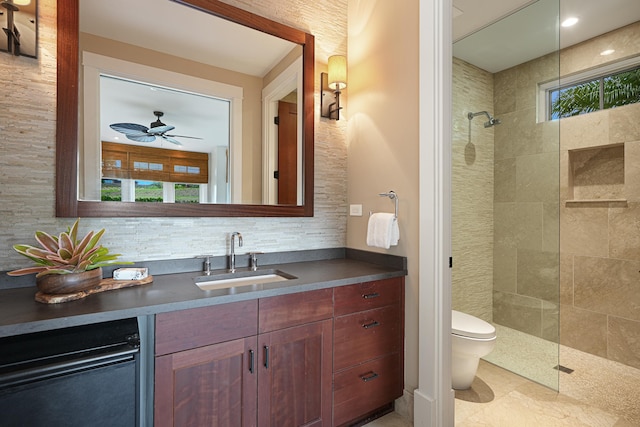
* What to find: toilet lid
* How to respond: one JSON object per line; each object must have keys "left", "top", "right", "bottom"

{"left": 452, "top": 310, "right": 496, "bottom": 339}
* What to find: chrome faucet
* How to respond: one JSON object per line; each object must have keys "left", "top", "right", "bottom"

{"left": 198, "top": 255, "right": 214, "bottom": 275}
{"left": 229, "top": 232, "right": 243, "bottom": 273}
{"left": 248, "top": 252, "right": 263, "bottom": 271}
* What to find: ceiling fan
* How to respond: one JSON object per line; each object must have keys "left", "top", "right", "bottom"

{"left": 109, "top": 111, "right": 202, "bottom": 146}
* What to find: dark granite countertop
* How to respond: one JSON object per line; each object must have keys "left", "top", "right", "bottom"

{"left": 0, "top": 248, "right": 407, "bottom": 338}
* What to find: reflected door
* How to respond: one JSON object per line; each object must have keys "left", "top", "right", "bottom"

{"left": 277, "top": 101, "right": 298, "bottom": 205}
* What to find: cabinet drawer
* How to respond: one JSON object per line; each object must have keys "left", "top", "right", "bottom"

{"left": 334, "top": 277, "right": 402, "bottom": 316}
{"left": 259, "top": 288, "right": 333, "bottom": 333}
{"left": 334, "top": 305, "right": 401, "bottom": 372}
{"left": 156, "top": 300, "right": 258, "bottom": 355}
{"left": 333, "top": 353, "right": 403, "bottom": 427}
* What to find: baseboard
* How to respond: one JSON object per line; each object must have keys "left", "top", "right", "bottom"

{"left": 394, "top": 389, "right": 414, "bottom": 421}
{"left": 413, "top": 388, "right": 436, "bottom": 427}
{"left": 413, "top": 387, "right": 455, "bottom": 427}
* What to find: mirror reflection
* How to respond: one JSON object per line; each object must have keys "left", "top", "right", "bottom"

{"left": 0, "top": 0, "right": 37, "bottom": 57}
{"left": 79, "top": 0, "right": 303, "bottom": 206}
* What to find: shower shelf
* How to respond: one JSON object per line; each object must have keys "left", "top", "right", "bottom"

{"left": 568, "top": 144, "right": 625, "bottom": 204}
{"left": 565, "top": 199, "right": 628, "bottom": 207}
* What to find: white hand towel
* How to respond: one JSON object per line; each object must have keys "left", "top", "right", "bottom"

{"left": 367, "top": 213, "right": 399, "bottom": 249}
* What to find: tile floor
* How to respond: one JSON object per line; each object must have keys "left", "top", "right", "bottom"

{"left": 365, "top": 345, "right": 640, "bottom": 426}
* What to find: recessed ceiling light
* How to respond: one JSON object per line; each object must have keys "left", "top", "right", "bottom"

{"left": 600, "top": 49, "right": 615, "bottom": 56}
{"left": 561, "top": 17, "right": 579, "bottom": 27}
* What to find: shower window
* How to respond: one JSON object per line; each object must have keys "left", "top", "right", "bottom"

{"left": 544, "top": 61, "right": 640, "bottom": 120}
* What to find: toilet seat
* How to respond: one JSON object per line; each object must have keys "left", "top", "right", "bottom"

{"left": 452, "top": 310, "right": 496, "bottom": 339}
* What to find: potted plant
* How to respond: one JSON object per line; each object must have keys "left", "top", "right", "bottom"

{"left": 7, "top": 218, "right": 130, "bottom": 294}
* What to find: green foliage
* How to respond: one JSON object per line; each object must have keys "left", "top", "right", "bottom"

{"left": 135, "top": 197, "right": 163, "bottom": 202}
{"left": 8, "top": 219, "right": 130, "bottom": 277}
{"left": 551, "top": 68, "right": 640, "bottom": 118}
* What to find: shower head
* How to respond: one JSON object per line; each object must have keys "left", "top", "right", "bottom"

{"left": 467, "top": 111, "right": 501, "bottom": 127}
{"left": 484, "top": 117, "right": 501, "bottom": 128}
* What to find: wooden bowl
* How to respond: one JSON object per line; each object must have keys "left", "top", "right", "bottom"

{"left": 36, "top": 268, "right": 103, "bottom": 295}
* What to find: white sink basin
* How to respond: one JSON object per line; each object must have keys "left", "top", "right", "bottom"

{"left": 195, "top": 270, "right": 296, "bottom": 291}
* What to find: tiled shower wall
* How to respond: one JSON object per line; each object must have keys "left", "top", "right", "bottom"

{"left": 558, "top": 22, "right": 640, "bottom": 370}
{"left": 451, "top": 58, "right": 495, "bottom": 322}
{"left": 0, "top": 0, "right": 348, "bottom": 272}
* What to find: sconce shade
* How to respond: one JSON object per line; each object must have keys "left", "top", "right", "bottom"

{"left": 328, "top": 55, "right": 347, "bottom": 90}
{"left": 13, "top": 0, "right": 32, "bottom": 5}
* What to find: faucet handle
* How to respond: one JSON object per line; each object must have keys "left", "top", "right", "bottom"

{"left": 247, "top": 252, "right": 263, "bottom": 271}
{"left": 196, "top": 255, "right": 214, "bottom": 275}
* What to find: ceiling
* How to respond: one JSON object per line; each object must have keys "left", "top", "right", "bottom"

{"left": 80, "top": 0, "right": 295, "bottom": 77}
{"left": 453, "top": 0, "right": 640, "bottom": 73}
{"left": 99, "top": 76, "right": 231, "bottom": 153}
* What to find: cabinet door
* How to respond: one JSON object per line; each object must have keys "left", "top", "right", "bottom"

{"left": 257, "top": 319, "right": 333, "bottom": 427}
{"left": 155, "top": 337, "right": 258, "bottom": 427}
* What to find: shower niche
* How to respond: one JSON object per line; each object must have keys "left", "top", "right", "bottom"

{"left": 567, "top": 143, "right": 627, "bottom": 206}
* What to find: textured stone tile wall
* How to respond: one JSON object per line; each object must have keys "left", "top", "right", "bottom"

{"left": 451, "top": 58, "right": 495, "bottom": 322}
{"left": 0, "top": 0, "right": 348, "bottom": 272}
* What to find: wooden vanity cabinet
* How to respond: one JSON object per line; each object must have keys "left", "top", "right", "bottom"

{"left": 154, "top": 300, "right": 259, "bottom": 427}
{"left": 332, "top": 277, "right": 405, "bottom": 427}
{"left": 153, "top": 279, "right": 404, "bottom": 427}
{"left": 154, "top": 289, "right": 333, "bottom": 427}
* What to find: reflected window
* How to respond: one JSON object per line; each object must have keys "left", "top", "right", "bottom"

{"left": 175, "top": 184, "right": 200, "bottom": 203}
{"left": 135, "top": 181, "right": 163, "bottom": 202}
{"left": 101, "top": 179, "right": 121, "bottom": 201}
{"left": 174, "top": 165, "right": 201, "bottom": 175}
{"left": 102, "top": 178, "right": 202, "bottom": 203}
{"left": 134, "top": 161, "right": 163, "bottom": 171}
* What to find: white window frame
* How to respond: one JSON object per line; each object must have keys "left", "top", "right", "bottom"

{"left": 81, "top": 52, "right": 243, "bottom": 202}
{"left": 537, "top": 55, "right": 640, "bottom": 122}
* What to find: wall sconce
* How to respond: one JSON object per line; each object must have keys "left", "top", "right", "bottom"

{"left": 321, "top": 55, "right": 347, "bottom": 120}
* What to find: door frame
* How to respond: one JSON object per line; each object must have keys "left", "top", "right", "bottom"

{"left": 415, "top": 0, "right": 454, "bottom": 425}
{"left": 262, "top": 57, "right": 303, "bottom": 205}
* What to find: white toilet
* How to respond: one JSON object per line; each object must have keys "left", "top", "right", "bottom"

{"left": 451, "top": 310, "right": 497, "bottom": 390}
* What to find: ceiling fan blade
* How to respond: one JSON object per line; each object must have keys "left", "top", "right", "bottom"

{"left": 147, "top": 125, "right": 175, "bottom": 135}
{"left": 164, "top": 134, "right": 203, "bottom": 140}
{"left": 161, "top": 135, "right": 183, "bottom": 146}
{"left": 127, "top": 134, "right": 157, "bottom": 143}
{"left": 110, "top": 123, "right": 149, "bottom": 135}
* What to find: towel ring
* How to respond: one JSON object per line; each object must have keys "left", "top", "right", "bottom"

{"left": 378, "top": 190, "right": 398, "bottom": 218}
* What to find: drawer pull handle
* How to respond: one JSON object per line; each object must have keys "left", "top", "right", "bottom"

{"left": 264, "top": 345, "right": 270, "bottom": 368}
{"left": 362, "top": 292, "right": 380, "bottom": 299}
{"left": 249, "top": 349, "right": 255, "bottom": 374}
{"left": 360, "top": 372, "right": 379, "bottom": 382}
{"left": 362, "top": 320, "right": 380, "bottom": 329}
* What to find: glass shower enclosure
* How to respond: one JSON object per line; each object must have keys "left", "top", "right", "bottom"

{"left": 451, "top": 0, "right": 561, "bottom": 390}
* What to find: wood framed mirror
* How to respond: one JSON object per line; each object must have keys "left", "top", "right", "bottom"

{"left": 56, "top": 0, "right": 314, "bottom": 217}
